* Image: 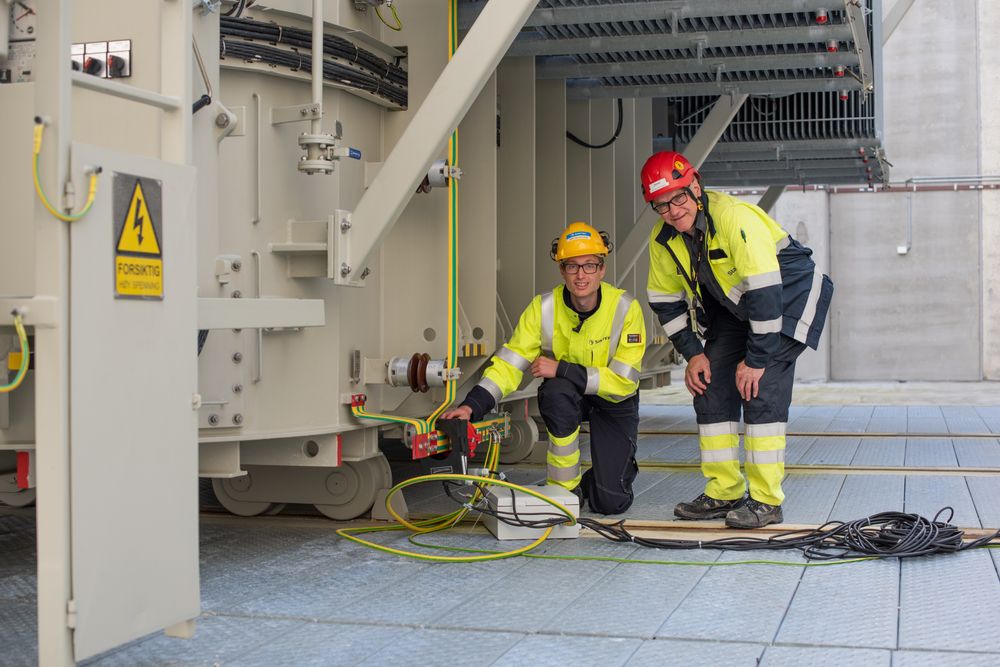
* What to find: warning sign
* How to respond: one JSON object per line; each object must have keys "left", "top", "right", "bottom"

{"left": 113, "top": 174, "right": 163, "bottom": 300}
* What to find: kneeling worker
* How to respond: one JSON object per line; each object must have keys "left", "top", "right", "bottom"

{"left": 442, "top": 222, "right": 646, "bottom": 515}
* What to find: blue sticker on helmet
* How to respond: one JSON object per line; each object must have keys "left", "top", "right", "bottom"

{"left": 565, "top": 231, "right": 592, "bottom": 241}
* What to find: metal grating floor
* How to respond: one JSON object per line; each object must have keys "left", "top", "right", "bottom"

{"left": 3, "top": 400, "right": 1000, "bottom": 666}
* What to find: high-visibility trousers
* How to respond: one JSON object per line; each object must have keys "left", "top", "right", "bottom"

{"left": 537, "top": 376, "right": 639, "bottom": 515}
{"left": 693, "top": 313, "right": 806, "bottom": 506}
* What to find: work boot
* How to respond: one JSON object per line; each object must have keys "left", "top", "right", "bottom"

{"left": 673, "top": 493, "right": 745, "bottom": 520}
{"left": 725, "top": 497, "right": 783, "bottom": 529}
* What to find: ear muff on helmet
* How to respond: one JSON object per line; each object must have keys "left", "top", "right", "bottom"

{"left": 549, "top": 237, "right": 560, "bottom": 261}
{"left": 598, "top": 231, "right": 614, "bottom": 254}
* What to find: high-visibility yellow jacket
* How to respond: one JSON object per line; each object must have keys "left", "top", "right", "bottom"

{"left": 647, "top": 190, "right": 832, "bottom": 367}
{"left": 463, "top": 283, "right": 646, "bottom": 418}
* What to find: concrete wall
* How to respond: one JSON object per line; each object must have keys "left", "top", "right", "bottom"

{"left": 822, "top": 0, "right": 990, "bottom": 380}
{"left": 980, "top": 1, "right": 1000, "bottom": 379}
{"left": 767, "top": 191, "right": 831, "bottom": 381}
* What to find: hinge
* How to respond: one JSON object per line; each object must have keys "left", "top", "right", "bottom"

{"left": 66, "top": 599, "right": 77, "bottom": 629}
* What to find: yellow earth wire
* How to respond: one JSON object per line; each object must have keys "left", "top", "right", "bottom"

{"left": 32, "top": 120, "right": 101, "bottom": 223}
{"left": 336, "top": 431, "right": 578, "bottom": 562}
{"left": 1, "top": 313, "right": 30, "bottom": 394}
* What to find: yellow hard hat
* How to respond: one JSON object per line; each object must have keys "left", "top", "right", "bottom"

{"left": 549, "top": 222, "right": 613, "bottom": 262}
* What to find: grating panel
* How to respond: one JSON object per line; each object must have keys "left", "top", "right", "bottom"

{"left": 867, "top": 406, "right": 908, "bottom": 433}
{"left": 904, "top": 476, "right": 979, "bottom": 528}
{"left": 903, "top": 438, "right": 958, "bottom": 468}
{"left": 83, "top": 615, "right": 305, "bottom": 667}
{"left": 898, "top": 550, "right": 1000, "bottom": 652}
{"left": 976, "top": 406, "right": 1000, "bottom": 434}
{"left": 892, "top": 650, "right": 1000, "bottom": 667}
{"left": 966, "top": 476, "right": 1000, "bottom": 529}
{"left": 953, "top": 438, "right": 1000, "bottom": 467}
{"left": 829, "top": 474, "right": 905, "bottom": 521}
{"left": 784, "top": 435, "right": 819, "bottom": 464}
{"left": 777, "top": 558, "right": 899, "bottom": 648}
{"left": 638, "top": 434, "right": 699, "bottom": 462}
{"left": 828, "top": 406, "right": 875, "bottom": 432}
{"left": 227, "top": 622, "right": 405, "bottom": 667}
{"left": 359, "top": 627, "right": 523, "bottom": 667}
{"left": 906, "top": 407, "right": 949, "bottom": 434}
{"left": 494, "top": 633, "right": 643, "bottom": 667}
{"left": 0, "top": 600, "right": 37, "bottom": 667}
{"left": 851, "top": 437, "right": 906, "bottom": 467}
{"left": 761, "top": 646, "right": 891, "bottom": 666}
{"left": 654, "top": 549, "right": 806, "bottom": 642}
{"left": 796, "top": 436, "right": 861, "bottom": 465}
{"left": 941, "top": 406, "right": 991, "bottom": 434}
{"left": 541, "top": 548, "right": 722, "bottom": 637}
{"left": 625, "top": 639, "right": 764, "bottom": 666}
{"left": 630, "top": 470, "right": 708, "bottom": 519}
{"left": 778, "top": 473, "right": 844, "bottom": 524}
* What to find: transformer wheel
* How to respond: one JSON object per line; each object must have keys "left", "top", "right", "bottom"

{"left": 0, "top": 488, "right": 36, "bottom": 508}
{"left": 500, "top": 418, "right": 538, "bottom": 464}
{"left": 212, "top": 473, "right": 283, "bottom": 517}
{"left": 314, "top": 454, "right": 392, "bottom": 521}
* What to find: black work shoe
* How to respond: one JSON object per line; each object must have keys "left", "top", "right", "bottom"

{"left": 725, "top": 497, "right": 783, "bottom": 529}
{"left": 674, "top": 493, "right": 746, "bottom": 520}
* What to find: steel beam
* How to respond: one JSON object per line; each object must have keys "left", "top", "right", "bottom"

{"left": 756, "top": 185, "right": 787, "bottom": 213}
{"left": 615, "top": 94, "right": 746, "bottom": 288}
{"left": 882, "top": 0, "right": 915, "bottom": 44}
{"left": 701, "top": 158, "right": 868, "bottom": 172}
{"left": 461, "top": 0, "right": 845, "bottom": 30}
{"left": 537, "top": 52, "right": 861, "bottom": 81}
{"left": 508, "top": 24, "right": 854, "bottom": 57}
{"left": 844, "top": 0, "right": 875, "bottom": 92}
{"left": 343, "top": 0, "right": 539, "bottom": 284}
{"left": 568, "top": 77, "right": 863, "bottom": 100}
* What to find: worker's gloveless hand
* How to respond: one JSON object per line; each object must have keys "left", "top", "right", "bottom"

{"left": 440, "top": 405, "right": 473, "bottom": 420}
{"left": 530, "top": 356, "right": 559, "bottom": 379}
{"left": 736, "top": 361, "right": 765, "bottom": 402}
{"left": 685, "top": 353, "right": 711, "bottom": 396}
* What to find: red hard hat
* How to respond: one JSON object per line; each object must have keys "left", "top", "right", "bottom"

{"left": 640, "top": 151, "right": 699, "bottom": 202}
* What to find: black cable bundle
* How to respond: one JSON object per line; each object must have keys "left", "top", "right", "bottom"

{"left": 220, "top": 39, "right": 407, "bottom": 107}
{"left": 575, "top": 508, "right": 1000, "bottom": 560}
{"left": 220, "top": 16, "right": 407, "bottom": 88}
{"left": 444, "top": 487, "right": 1000, "bottom": 561}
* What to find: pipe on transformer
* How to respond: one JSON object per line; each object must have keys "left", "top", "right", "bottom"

{"left": 344, "top": 0, "right": 539, "bottom": 282}
{"left": 311, "top": 0, "right": 323, "bottom": 136}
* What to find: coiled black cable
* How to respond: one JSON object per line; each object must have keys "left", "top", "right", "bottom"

{"left": 447, "top": 486, "right": 1000, "bottom": 561}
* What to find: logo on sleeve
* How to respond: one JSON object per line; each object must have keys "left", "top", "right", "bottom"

{"left": 627, "top": 334, "right": 641, "bottom": 344}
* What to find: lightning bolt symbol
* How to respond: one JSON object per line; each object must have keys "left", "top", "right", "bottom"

{"left": 133, "top": 199, "right": 145, "bottom": 247}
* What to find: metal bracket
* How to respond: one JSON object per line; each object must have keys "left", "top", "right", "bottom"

{"left": 844, "top": 0, "right": 875, "bottom": 92}
{"left": 328, "top": 210, "right": 368, "bottom": 287}
{"left": 271, "top": 103, "right": 322, "bottom": 125}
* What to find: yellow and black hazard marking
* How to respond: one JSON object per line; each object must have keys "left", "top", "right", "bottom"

{"left": 113, "top": 175, "right": 164, "bottom": 300}
{"left": 461, "top": 343, "right": 486, "bottom": 358}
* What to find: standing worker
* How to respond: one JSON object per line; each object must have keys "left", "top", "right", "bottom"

{"left": 640, "top": 151, "right": 833, "bottom": 528}
{"left": 442, "top": 222, "right": 646, "bottom": 515}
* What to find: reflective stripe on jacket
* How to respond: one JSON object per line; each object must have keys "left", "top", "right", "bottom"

{"left": 476, "top": 282, "right": 646, "bottom": 405}
{"left": 647, "top": 190, "right": 832, "bottom": 367}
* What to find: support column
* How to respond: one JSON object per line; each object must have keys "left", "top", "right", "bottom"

{"left": 535, "top": 79, "right": 566, "bottom": 293}
{"left": 34, "top": 2, "right": 74, "bottom": 665}
{"left": 497, "top": 57, "right": 537, "bottom": 321}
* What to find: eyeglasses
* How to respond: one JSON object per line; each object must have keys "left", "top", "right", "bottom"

{"left": 651, "top": 190, "right": 690, "bottom": 214}
{"left": 561, "top": 261, "right": 603, "bottom": 275}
